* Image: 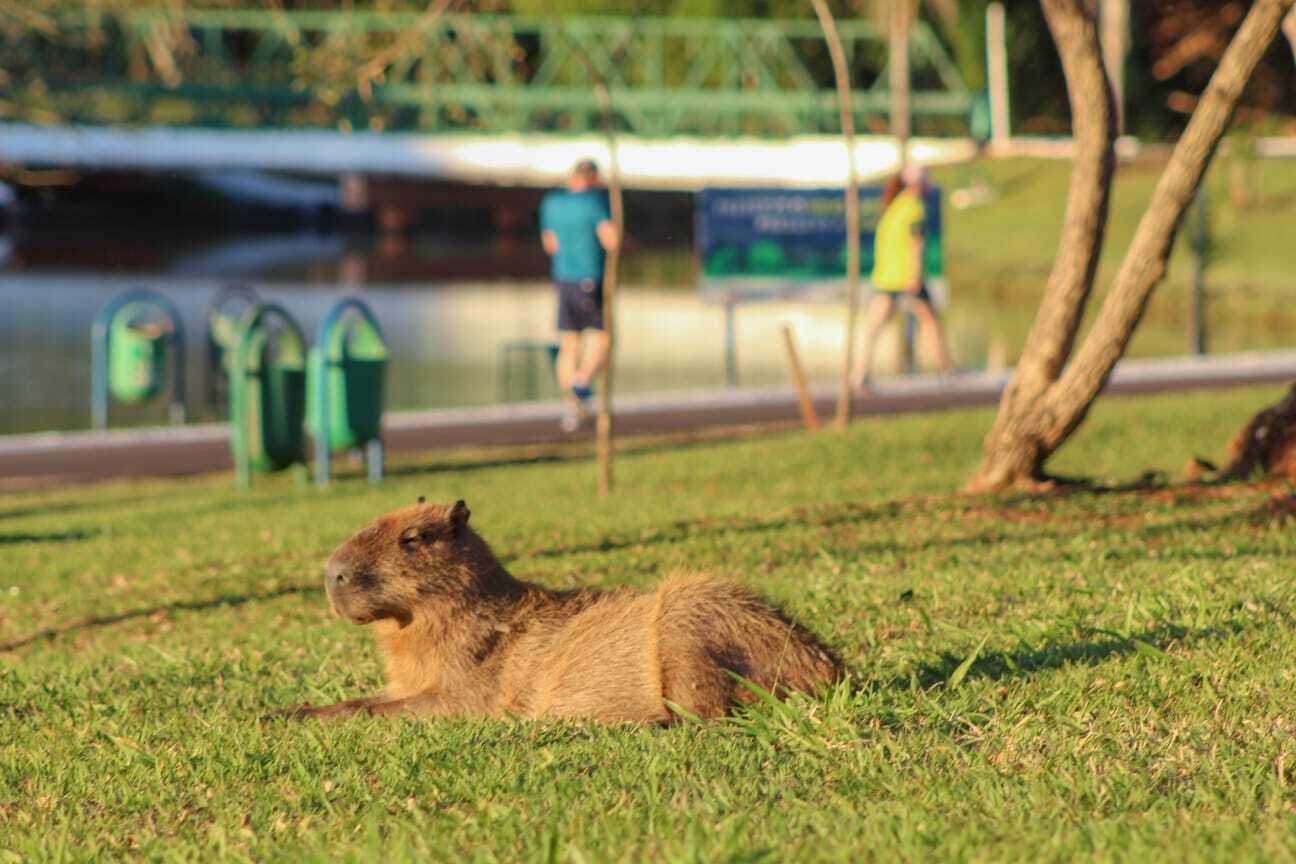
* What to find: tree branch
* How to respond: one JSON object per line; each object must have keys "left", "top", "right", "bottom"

{"left": 355, "top": 0, "right": 457, "bottom": 100}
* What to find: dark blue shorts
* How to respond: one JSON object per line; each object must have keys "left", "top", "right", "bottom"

{"left": 878, "top": 282, "right": 934, "bottom": 305}
{"left": 556, "top": 279, "right": 604, "bottom": 332}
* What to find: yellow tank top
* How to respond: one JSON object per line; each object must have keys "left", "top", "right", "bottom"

{"left": 871, "top": 190, "right": 925, "bottom": 291}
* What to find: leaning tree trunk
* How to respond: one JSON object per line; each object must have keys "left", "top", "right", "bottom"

{"left": 967, "top": 0, "right": 1294, "bottom": 493}
{"left": 968, "top": 0, "right": 1117, "bottom": 490}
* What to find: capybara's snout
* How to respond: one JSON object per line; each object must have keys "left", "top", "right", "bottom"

{"left": 323, "top": 551, "right": 368, "bottom": 621}
{"left": 324, "top": 554, "right": 349, "bottom": 593}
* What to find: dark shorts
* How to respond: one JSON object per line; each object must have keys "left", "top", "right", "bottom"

{"left": 879, "top": 282, "right": 934, "bottom": 306}
{"left": 556, "top": 279, "right": 604, "bottom": 332}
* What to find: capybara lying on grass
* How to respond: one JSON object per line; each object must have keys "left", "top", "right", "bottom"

{"left": 273, "top": 499, "right": 841, "bottom": 723}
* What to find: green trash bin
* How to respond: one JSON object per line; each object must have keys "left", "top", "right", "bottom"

{"left": 230, "top": 304, "right": 308, "bottom": 487}
{"left": 108, "top": 305, "right": 167, "bottom": 404}
{"left": 306, "top": 317, "right": 387, "bottom": 453}
{"left": 243, "top": 327, "right": 306, "bottom": 473}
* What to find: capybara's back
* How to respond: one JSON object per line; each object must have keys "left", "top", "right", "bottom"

{"left": 655, "top": 575, "right": 842, "bottom": 718}
{"left": 524, "top": 575, "right": 842, "bottom": 722}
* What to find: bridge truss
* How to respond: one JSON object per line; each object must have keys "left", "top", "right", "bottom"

{"left": 6, "top": 10, "right": 974, "bottom": 139}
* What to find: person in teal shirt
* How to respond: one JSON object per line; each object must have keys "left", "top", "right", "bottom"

{"left": 540, "top": 159, "right": 618, "bottom": 431}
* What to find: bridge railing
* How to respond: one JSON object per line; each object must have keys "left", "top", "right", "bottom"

{"left": 8, "top": 11, "right": 974, "bottom": 139}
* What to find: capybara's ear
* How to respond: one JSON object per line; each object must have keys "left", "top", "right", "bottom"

{"left": 417, "top": 495, "right": 426, "bottom": 505}
{"left": 449, "top": 500, "right": 470, "bottom": 526}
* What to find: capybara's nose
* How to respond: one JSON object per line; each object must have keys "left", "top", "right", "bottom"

{"left": 324, "top": 557, "right": 349, "bottom": 592}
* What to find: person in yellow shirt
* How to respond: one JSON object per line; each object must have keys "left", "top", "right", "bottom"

{"left": 850, "top": 163, "right": 953, "bottom": 394}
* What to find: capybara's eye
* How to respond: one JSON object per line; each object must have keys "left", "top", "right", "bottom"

{"left": 399, "top": 527, "right": 420, "bottom": 548}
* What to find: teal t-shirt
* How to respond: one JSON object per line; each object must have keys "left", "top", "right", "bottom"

{"left": 540, "top": 188, "right": 611, "bottom": 281}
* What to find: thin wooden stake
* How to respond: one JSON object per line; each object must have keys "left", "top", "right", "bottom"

{"left": 782, "top": 324, "right": 821, "bottom": 431}
{"left": 544, "top": 2, "right": 624, "bottom": 497}
{"left": 593, "top": 80, "right": 623, "bottom": 498}
{"left": 811, "top": 0, "right": 861, "bottom": 429}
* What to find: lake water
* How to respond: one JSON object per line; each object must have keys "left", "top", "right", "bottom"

{"left": 0, "top": 227, "right": 1288, "bottom": 436}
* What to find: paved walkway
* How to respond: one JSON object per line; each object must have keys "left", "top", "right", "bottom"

{"left": 2, "top": 350, "right": 1293, "bottom": 489}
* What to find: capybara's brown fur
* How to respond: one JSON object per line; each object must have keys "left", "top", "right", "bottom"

{"left": 275, "top": 500, "right": 842, "bottom": 723}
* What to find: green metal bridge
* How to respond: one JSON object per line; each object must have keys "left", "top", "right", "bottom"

{"left": 10, "top": 10, "right": 976, "bottom": 139}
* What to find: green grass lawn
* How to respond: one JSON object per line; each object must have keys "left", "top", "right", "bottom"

{"left": 3, "top": 386, "right": 1295, "bottom": 861}
{"left": 930, "top": 155, "right": 1296, "bottom": 361}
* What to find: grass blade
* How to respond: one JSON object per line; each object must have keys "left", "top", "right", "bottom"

{"left": 947, "top": 635, "right": 989, "bottom": 689}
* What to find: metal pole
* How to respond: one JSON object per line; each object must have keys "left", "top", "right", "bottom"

{"left": 162, "top": 298, "right": 187, "bottom": 426}
{"left": 231, "top": 311, "right": 252, "bottom": 490}
{"left": 90, "top": 316, "right": 110, "bottom": 430}
{"left": 1189, "top": 255, "right": 1206, "bottom": 356}
{"left": 594, "top": 80, "right": 622, "bottom": 499}
{"left": 1100, "top": 0, "right": 1129, "bottom": 135}
{"left": 313, "top": 323, "right": 332, "bottom": 487}
{"left": 902, "top": 310, "right": 917, "bottom": 374}
{"left": 366, "top": 439, "right": 385, "bottom": 483}
{"left": 1188, "top": 189, "right": 1210, "bottom": 355}
{"left": 723, "top": 296, "right": 738, "bottom": 388}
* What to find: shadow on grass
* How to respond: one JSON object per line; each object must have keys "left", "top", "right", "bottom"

{"left": 507, "top": 499, "right": 913, "bottom": 562}
{"left": 0, "top": 528, "right": 96, "bottom": 545}
{"left": 892, "top": 617, "right": 1248, "bottom": 692}
{"left": 0, "top": 500, "right": 101, "bottom": 522}
{"left": 385, "top": 453, "right": 567, "bottom": 479}
{"left": 0, "top": 583, "right": 315, "bottom": 653}
{"left": 381, "top": 428, "right": 789, "bottom": 483}
{"left": 984, "top": 473, "right": 1270, "bottom": 508}
{"left": 505, "top": 491, "right": 1260, "bottom": 565}
{"left": 0, "top": 493, "right": 180, "bottom": 522}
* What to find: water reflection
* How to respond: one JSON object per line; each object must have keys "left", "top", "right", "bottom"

{"left": 0, "top": 272, "right": 894, "bottom": 435}
{"left": 0, "top": 227, "right": 1290, "bottom": 436}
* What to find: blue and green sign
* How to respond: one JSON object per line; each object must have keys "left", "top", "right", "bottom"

{"left": 696, "top": 186, "right": 944, "bottom": 299}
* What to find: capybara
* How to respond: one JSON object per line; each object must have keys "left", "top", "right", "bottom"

{"left": 273, "top": 499, "right": 842, "bottom": 723}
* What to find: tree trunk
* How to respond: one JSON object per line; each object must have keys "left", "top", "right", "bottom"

{"left": 967, "top": 0, "right": 1294, "bottom": 493}
{"left": 1285, "top": 7, "right": 1296, "bottom": 66}
{"left": 968, "top": 0, "right": 1117, "bottom": 490}
{"left": 889, "top": 1, "right": 913, "bottom": 145}
{"left": 810, "top": 0, "right": 862, "bottom": 429}
{"left": 543, "top": 1, "right": 622, "bottom": 497}
{"left": 594, "top": 78, "right": 623, "bottom": 499}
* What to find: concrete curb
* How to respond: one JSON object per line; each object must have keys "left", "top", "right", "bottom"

{"left": 1, "top": 350, "right": 1293, "bottom": 488}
